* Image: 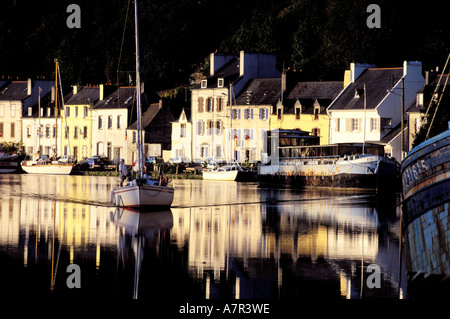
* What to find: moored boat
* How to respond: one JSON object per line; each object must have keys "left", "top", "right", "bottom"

{"left": 21, "top": 161, "right": 73, "bottom": 175}
{"left": 401, "top": 122, "right": 450, "bottom": 299}
{"left": 202, "top": 163, "right": 257, "bottom": 181}
{"left": 110, "top": 0, "right": 174, "bottom": 209}
{"left": 0, "top": 152, "right": 21, "bottom": 173}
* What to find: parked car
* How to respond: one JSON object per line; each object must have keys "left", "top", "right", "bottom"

{"left": 58, "top": 155, "right": 77, "bottom": 164}
{"left": 87, "top": 155, "right": 111, "bottom": 168}
{"left": 169, "top": 156, "right": 190, "bottom": 164}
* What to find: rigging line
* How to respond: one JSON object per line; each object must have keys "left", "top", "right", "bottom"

{"left": 426, "top": 68, "right": 450, "bottom": 140}
{"left": 117, "top": 0, "right": 132, "bottom": 84}
{"left": 423, "top": 52, "right": 450, "bottom": 120}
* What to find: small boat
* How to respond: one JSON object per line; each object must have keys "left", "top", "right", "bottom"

{"left": 0, "top": 152, "right": 21, "bottom": 173}
{"left": 21, "top": 160, "right": 73, "bottom": 175}
{"left": 110, "top": 0, "right": 174, "bottom": 209}
{"left": 203, "top": 162, "right": 256, "bottom": 181}
{"left": 401, "top": 121, "right": 450, "bottom": 299}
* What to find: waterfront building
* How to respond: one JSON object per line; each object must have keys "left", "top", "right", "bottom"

{"left": 127, "top": 99, "right": 176, "bottom": 164}
{"left": 171, "top": 108, "right": 192, "bottom": 161}
{"left": 327, "top": 61, "right": 425, "bottom": 162}
{"left": 91, "top": 86, "right": 135, "bottom": 164}
{"left": 63, "top": 85, "right": 106, "bottom": 162}
{"left": 188, "top": 50, "right": 280, "bottom": 163}
{"left": 21, "top": 87, "right": 65, "bottom": 160}
{"left": 270, "top": 80, "right": 344, "bottom": 145}
{"left": 0, "top": 79, "right": 53, "bottom": 146}
{"left": 232, "top": 78, "right": 279, "bottom": 162}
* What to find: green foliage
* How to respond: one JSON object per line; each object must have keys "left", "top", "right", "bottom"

{"left": 1, "top": 0, "right": 450, "bottom": 88}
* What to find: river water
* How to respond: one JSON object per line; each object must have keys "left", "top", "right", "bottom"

{"left": 0, "top": 174, "right": 405, "bottom": 302}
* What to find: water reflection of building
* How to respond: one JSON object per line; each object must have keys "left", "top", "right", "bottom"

{"left": 170, "top": 193, "right": 400, "bottom": 299}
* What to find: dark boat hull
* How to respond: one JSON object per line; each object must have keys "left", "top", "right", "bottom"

{"left": 401, "top": 127, "right": 450, "bottom": 299}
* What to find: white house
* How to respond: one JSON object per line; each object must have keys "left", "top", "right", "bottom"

{"left": 91, "top": 86, "right": 135, "bottom": 164}
{"left": 0, "top": 79, "right": 53, "bottom": 147}
{"left": 171, "top": 108, "right": 192, "bottom": 160}
{"left": 188, "top": 50, "right": 280, "bottom": 163}
{"left": 327, "top": 61, "right": 425, "bottom": 162}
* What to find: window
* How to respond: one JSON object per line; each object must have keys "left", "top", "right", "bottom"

{"left": 217, "top": 78, "right": 224, "bottom": 88}
{"left": 53, "top": 125, "right": 56, "bottom": 138}
{"left": 117, "top": 115, "right": 122, "bottom": 129}
{"left": 27, "top": 126, "right": 31, "bottom": 138}
{"left": 207, "top": 120, "right": 213, "bottom": 135}
{"left": 98, "top": 116, "right": 103, "bottom": 129}
{"left": 295, "top": 107, "right": 301, "bottom": 120}
{"left": 216, "top": 121, "right": 222, "bottom": 135}
{"left": 74, "top": 126, "right": 78, "bottom": 139}
{"left": 132, "top": 132, "right": 136, "bottom": 144}
{"left": 65, "top": 127, "right": 69, "bottom": 139}
{"left": 83, "top": 126, "right": 87, "bottom": 138}
{"left": 28, "top": 107, "right": 32, "bottom": 116}
{"left": 108, "top": 115, "right": 113, "bottom": 129}
{"left": 180, "top": 123, "right": 186, "bottom": 138}
{"left": 370, "top": 118, "right": 378, "bottom": 131}
{"left": 259, "top": 108, "right": 269, "bottom": 120}
{"left": 381, "top": 118, "right": 392, "bottom": 128}
{"left": 216, "top": 98, "right": 223, "bottom": 112}
{"left": 207, "top": 98, "right": 213, "bottom": 112}
{"left": 277, "top": 108, "right": 282, "bottom": 120}
{"left": 0, "top": 105, "right": 3, "bottom": 117}
{"left": 351, "top": 118, "right": 360, "bottom": 131}
{"left": 84, "top": 106, "right": 88, "bottom": 118}
{"left": 10, "top": 123, "right": 15, "bottom": 138}
{"left": 45, "top": 125, "right": 50, "bottom": 138}
{"left": 124, "top": 96, "right": 133, "bottom": 104}
{"left": 75, "top": 106, "right": 78, "bottom": 117}
{"left": 201, "top": 79, "right": 207, "bottom": 88}
{"left": 197, "top": 121, "right": 204, "bottom": 135}
{"left": 10, "top": 105, "right": 15, "bottom": 118}
{"left": 232, "top": 109, "right": 241, "bottom": 120}
{"left": 0, "top": 122, "right": 3, "bottom": 137}
{"left": 335, "top": 118, "right": 341, "bottom": 132}
{"left": 244, "top": 108, "right": 253, "bottom": 120}
{"left": 314, "top": 106, "right": 320, "bottom": 120}
{"left": 65, "top": 106, "right": 70, "bottom": 117}
{"left": 312, "top": 128, "right": 320, "bottom": 137}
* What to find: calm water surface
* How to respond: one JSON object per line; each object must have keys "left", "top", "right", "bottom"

{"left": 0, "top": 174, "right": 405, "bottom": 301}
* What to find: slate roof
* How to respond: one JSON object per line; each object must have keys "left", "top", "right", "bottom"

{"left": 93, "top": 87, "right": 136, "bottom": 109}
{"left": 235, "top": 78, "right": 281, "bottom": 106}
{"left": 406, "top": 74, "right": 450, "bottom": 113}
{"left": 329, "top": 68, "right": 403, "bottom": 110}
{"left": 0, "top": 81, "right": 28, "bottom": 101}
{"left": 283, "top": 81, "right": 343, "bottom": 114}
{"left": 192, "top": 58, "right": 241, "bottom": 90}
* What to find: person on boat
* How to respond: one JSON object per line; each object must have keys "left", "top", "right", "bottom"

{"left": 159, "top": 173, "right": 168, "bottom": 186}
{"left": 119, "top": 159, "right": 128, "bottom": 187}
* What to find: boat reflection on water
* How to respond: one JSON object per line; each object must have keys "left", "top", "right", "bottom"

{"left": 110, "top": 208, "right": 173, "bottom": 299}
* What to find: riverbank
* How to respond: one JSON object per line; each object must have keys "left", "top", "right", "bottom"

{"left": 79, "top": 170, "right": 203, "bottom": 179}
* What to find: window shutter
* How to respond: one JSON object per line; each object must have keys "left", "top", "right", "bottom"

{"left": 198, "top": 97, "right": 204, "bottom": 113}
{"left": 358, "top": 119, "right": 362, "bottom": 132}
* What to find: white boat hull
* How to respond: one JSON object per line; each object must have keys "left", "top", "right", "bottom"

{"left": 111, "top": 183, "right": 174, "bottom": 208}
{"left": 202, "top": 170, "right": 239, "bottom": 181}
{"left": 22, "top": 162, "right": 74, "bottom": 175}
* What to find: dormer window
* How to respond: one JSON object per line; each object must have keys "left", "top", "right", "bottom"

{"left": 416, "top": 93, "right": 423, "bottom": 107}
{"left": 276, "top": 100, "right": 283, "bottom": 120}
{"left": 28, "top": 107, "right": 32, "bottom": 116}
{"left": 217, "top": 78, "right": 224, "bottom": 88}
{"left": 354, "top": 88, "right": 365, "bottom": 98}
{"left": 201, "top": 79, "right": 207, "bottom": 89}
{"left": 294, "top": 100, "right": 301, "bottom": 120}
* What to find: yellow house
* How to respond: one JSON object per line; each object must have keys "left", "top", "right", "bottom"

{"left": 62, "top": 85, "right": 104, "bottom": 161}
{"left": 270, "top": 82, "right": 343, "bottom": 145}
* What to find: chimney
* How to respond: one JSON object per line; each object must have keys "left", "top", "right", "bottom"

{"left": 425, "top": 71, "right": 429, "bottom": 85}
{"left": 51, "top": 86, "right": 55, "bottom": 102}
{"left": 73, "top": 85, "right": 78, "bottom": 95}
{"left": 281, "top": 72, "right": 286, "bottom": 103}
{"left": 240, "top": 50, "right": 245, "bottom": 76}
{"left": 27, "top": 78, "right": 32, "bottom": 95}
{"left": 99, "top": 84, "right": 104, "bottom": 101}
{"left": 210, "top": 52, "right": 215, "bottom": 76}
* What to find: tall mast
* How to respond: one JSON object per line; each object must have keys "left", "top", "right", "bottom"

{"left": 55, "top": 59, "right": 58, "bottom": 157}
{"left": 134, "top": 0, "right": 143, "bottom": 178}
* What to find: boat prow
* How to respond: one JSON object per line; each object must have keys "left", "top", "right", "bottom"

{"left": 111, "top": 178, "right": 174, "bottom": 209}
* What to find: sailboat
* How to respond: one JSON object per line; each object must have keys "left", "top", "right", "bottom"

{"left": 21, "top": 60, "right": 74, "bottom": 175}
{"left": 110, "top": 0, "right": 174, "bottom": 208}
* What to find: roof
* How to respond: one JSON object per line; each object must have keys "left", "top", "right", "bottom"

{"left": 329, "top": 68, "right": 403, "bottom": 110}
{"left": 283, "top": 81, "right": 343, "bottom": 115}
{"left": 93, "top": 87, "right": 136, "bottom": 109}
{"left": 0, "top": 81, "right": 28, "bottom": 101}
{"left": 66, "top": 87, "right": 101, "bottom": 105}
{"left": 193, "top": 58, "right": 241, "bottom": 90}
{"left": 406, "top": 74, "right": 450, "bottom": 113}
{"left": 235, "top": 78, "right": 281, "bottom": 105}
